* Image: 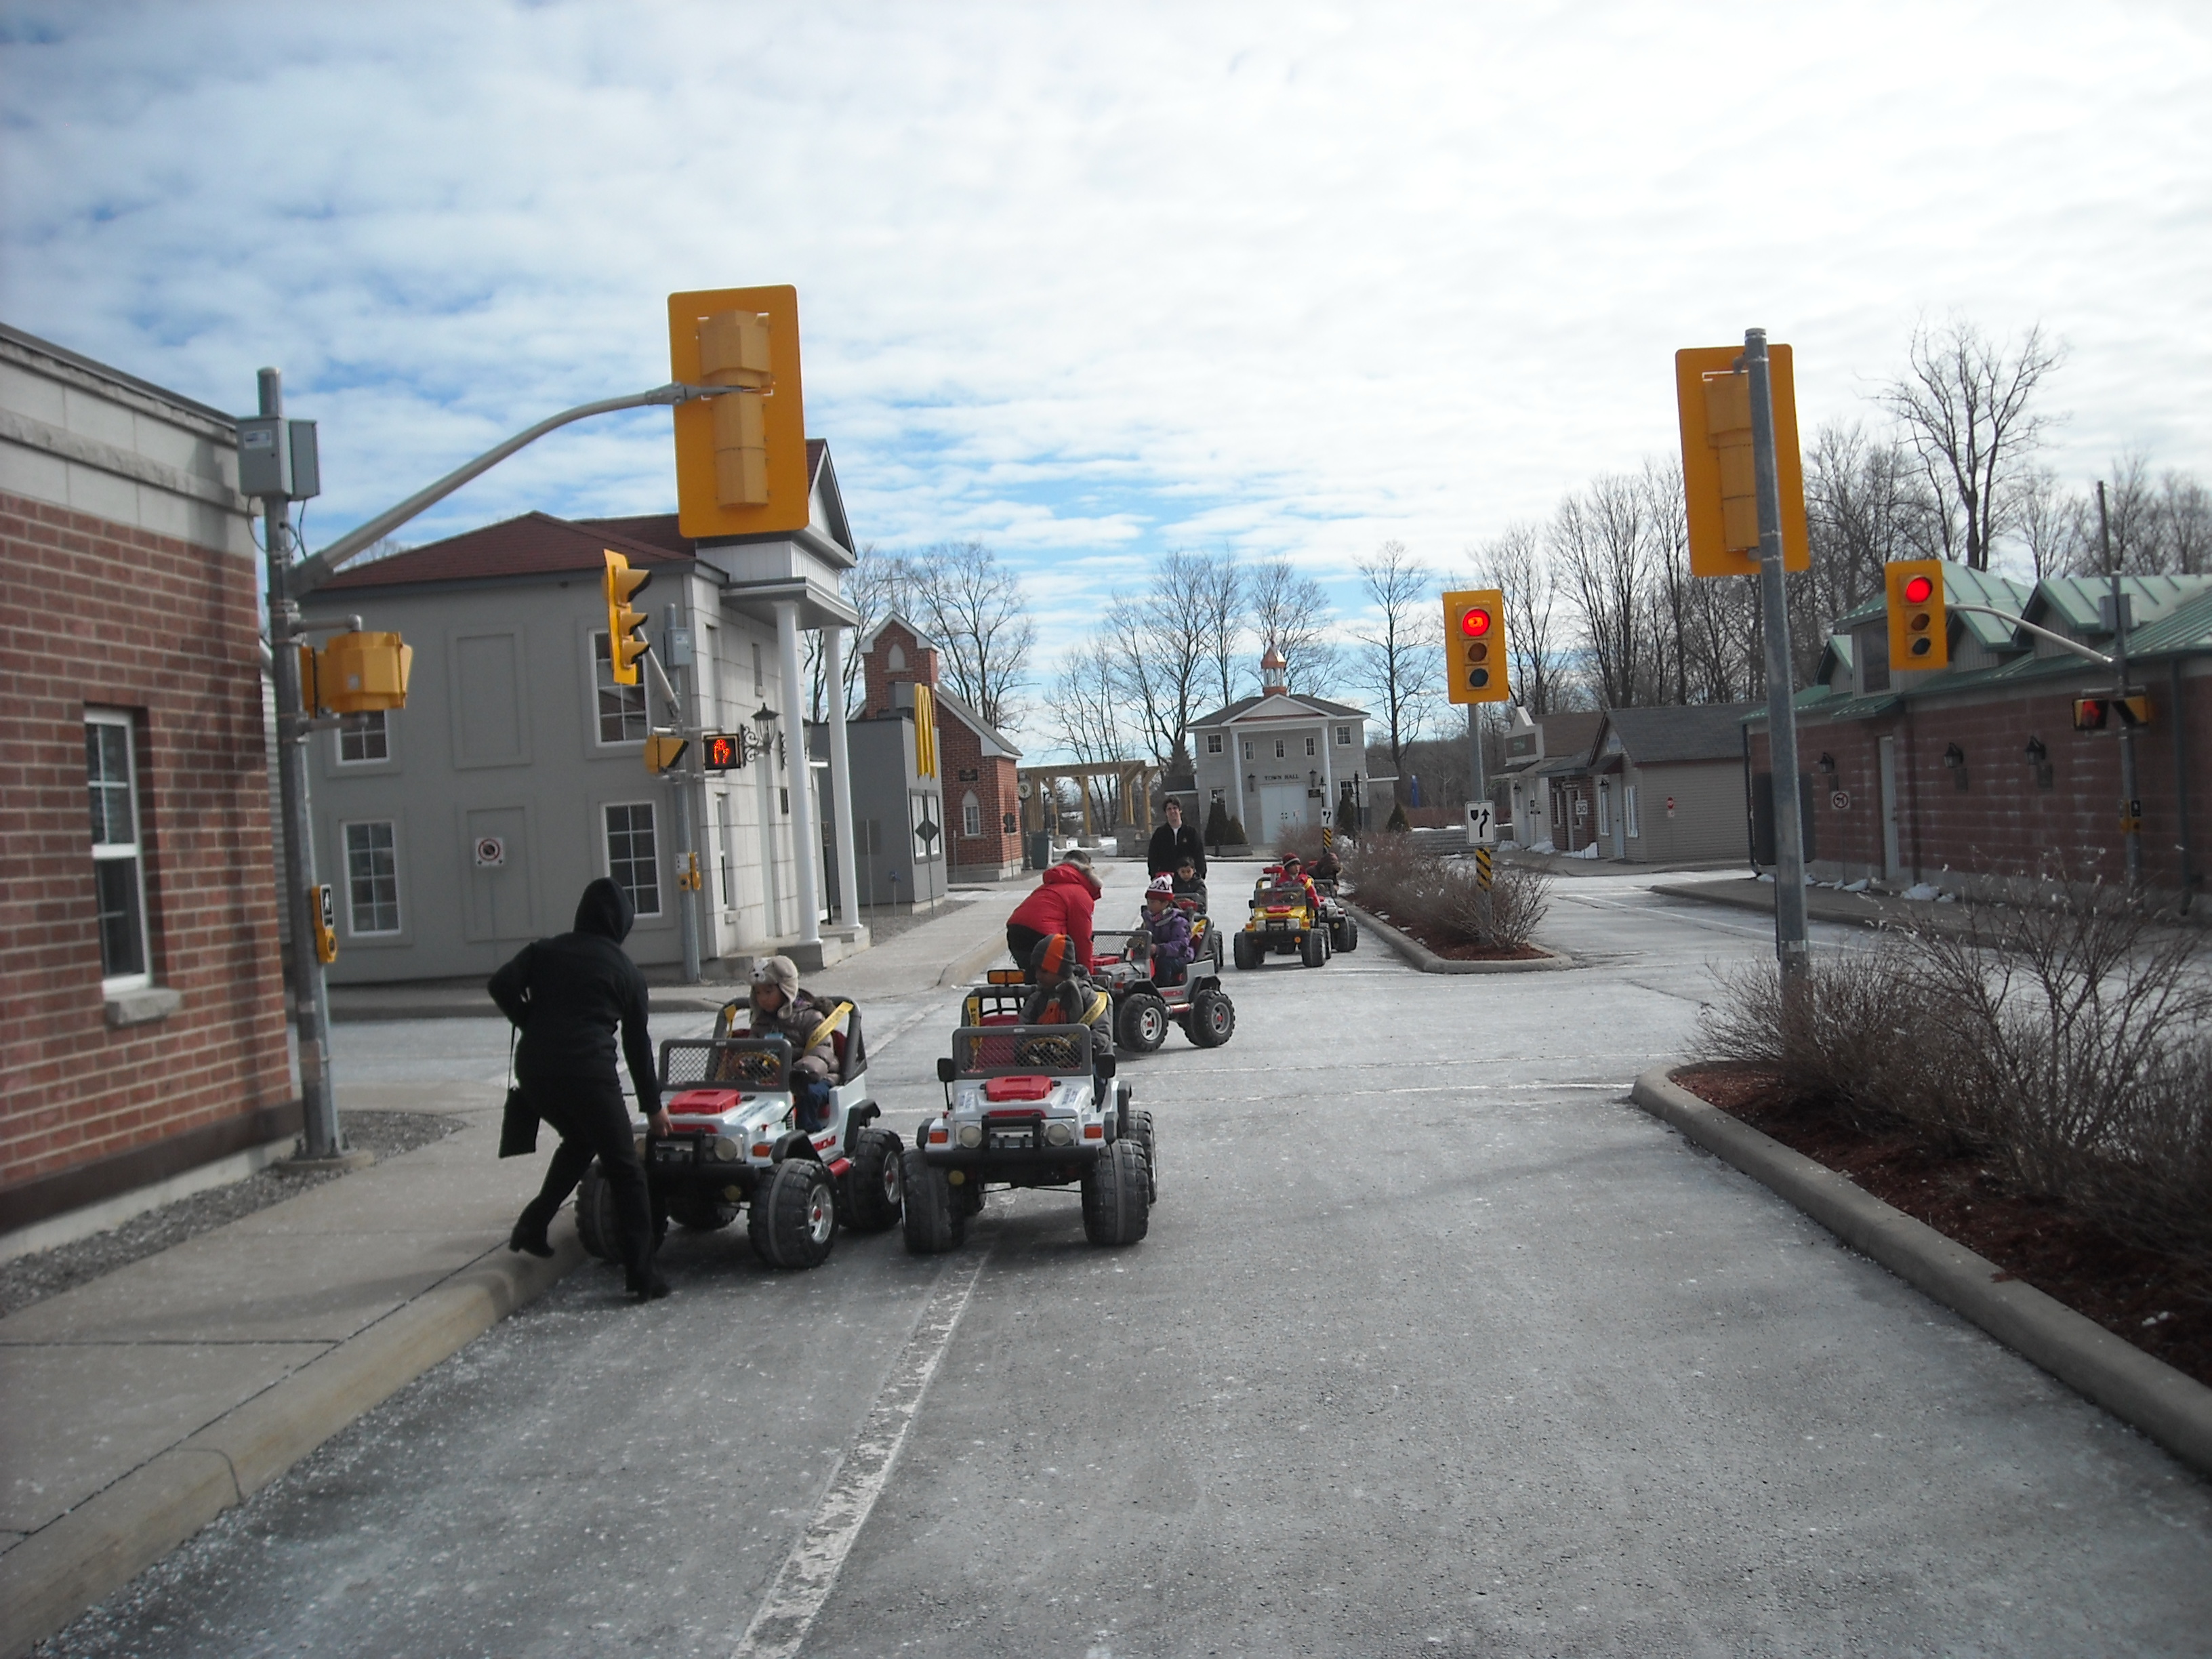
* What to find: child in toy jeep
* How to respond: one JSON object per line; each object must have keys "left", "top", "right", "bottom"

{"left": 1234, "top": 855, "right": 1335, "bottom": 969}
{"left": 1090, "top": 881, "right": 1237, "bottom": 1053}
{"left": 906, "top": 938, "right": 1153, "bottom": 1253}
{"left": 574, "top": 957, "right": 902, "bottom": 1273}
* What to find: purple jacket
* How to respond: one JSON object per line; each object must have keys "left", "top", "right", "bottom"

{"left": 1139, "top": 903, "right": 1193, "bottom": 968}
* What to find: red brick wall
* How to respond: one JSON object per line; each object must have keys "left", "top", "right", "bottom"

{"left": 863, "top": 619, "right": 939, "bottom": 715}
{"left": 0, "top": 491, "right": 293, "bottom": 1192}
{"left": 1748, "top": 670, "right": 2212, "bottom": 890}
{"left": 940, "top": 722, "right": 1021, "bottom": 872}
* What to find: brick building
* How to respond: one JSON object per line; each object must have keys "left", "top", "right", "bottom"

{"left": 1, "top": 324, "right": 294, "bottom": 1240}
{"left": 860, "top": 615, "right": 1023, "bottom": 880}
{"left": 1748, "top": 565, "right": 2212, "bottom": 896}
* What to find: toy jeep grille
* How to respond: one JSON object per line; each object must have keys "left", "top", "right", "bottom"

{"left": 659, "top": 1037, "right": 790, "bottom": 1090}
{"left": 952, "top": 1026, "right": 1091, "bottom": 1076}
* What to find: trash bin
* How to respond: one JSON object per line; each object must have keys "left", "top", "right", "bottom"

{"left": 1024, "top": 830, "right": 1052, "bottom": 871}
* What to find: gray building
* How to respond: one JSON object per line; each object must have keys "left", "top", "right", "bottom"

{"left": 1187, "top": 648, "right": 1373, "bottom": 843}
{"left": 298, "top": 443, "right": 867, "bottom": 980}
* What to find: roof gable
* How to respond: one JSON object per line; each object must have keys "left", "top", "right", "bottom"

{"left": 321, "top": 510, "right": 691, "bottom": 590}
{"left": 1189, "top": 691, "right": 1368, "bottom": 726}
{"left": 1597, "top": 702, "right": 1760, "bottom": 765}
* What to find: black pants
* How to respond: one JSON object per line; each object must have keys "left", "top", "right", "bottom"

{"left": 1006, "top": 922, "right": 1048, "bottom": 979}
{"left": 516, "top": 1073, "right": 655, "bottom": 1283}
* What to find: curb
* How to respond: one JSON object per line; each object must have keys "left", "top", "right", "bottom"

{"left": 1338, "top": 901, "right": 1576, "bottom": 975}
{"left": 0, "top": 1223, "right": 584, "bottom": 1658}
{"left": 936, "top": 927, "right": 1012, "bottom": 988}
{"left": 1629, "top": 1065, "right": 2212, "bottom": 1484}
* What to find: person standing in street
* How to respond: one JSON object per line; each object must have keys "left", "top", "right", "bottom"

{"left": 1006, "top": 846, "right": 1101, "bottom": 975}
{"left": 1147, "top": 797, "right": 1206, "bottom": 879}
{"left": 489, "top": 877, "right": 670, "bottom": 1303}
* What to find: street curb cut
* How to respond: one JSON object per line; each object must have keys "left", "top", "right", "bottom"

{"left": 0, "top": 1223, "right": 584, "bottom": 1659}
{"left": 1647, "top": 880, "right": 1889, "bottom": 931}
{"left": 1629, "top": 1065, "right": 2212, "bottom": 1484}
{"left": 1338, "top": 900, "right": 1576, "bottom": 975}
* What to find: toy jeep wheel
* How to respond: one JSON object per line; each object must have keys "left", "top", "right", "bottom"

{"left": 1122, "top": 1107, "right": 1158, "bottom": 1204}
{"left": 749, "top": 1158, "right": 838, "bottom": 1269}
{"left": 844, "top": 1127, "right": 905, "bottom": 1233}
{"left": 1187, "top": 987, "right": 1235, "bottom": 1048}
{"left": 1117, "top": 992, "right": 1170, "bottom": 1053}
{"left": 1082, "top": 1139, "right": 1150, "bottom": 1246}
{"left": 901, "top": 1147, "right": 967, "bottom": 1254}
{"left": 576, "top": 1162, "right": 617, "bottom": 1262}
{"left": 1232, "top": 932, "right": 1258, "bottom": 970}
{"left": 1300, "top": 928, "right": 1327, "bottom": 968}
{"left": 1334, "top": 918, "right": 1359, "bottom": 952}
{"left": 668, "top": 1189, "right": 739, "bottom": 1231}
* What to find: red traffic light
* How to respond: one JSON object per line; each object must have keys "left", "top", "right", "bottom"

{"left": 1460, "top": 607, "right": 1493, "bottom": 638}
{"left": 1902, "top": 574, "right": 1935, "bottom": 605}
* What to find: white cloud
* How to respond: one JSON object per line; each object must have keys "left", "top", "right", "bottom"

{"left": 4, "top": 0, "right": 2209, "bottom": 728}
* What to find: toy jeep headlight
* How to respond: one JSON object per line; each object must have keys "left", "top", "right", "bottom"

{"left": 956, "top": 1122, "right": 984, "bottom": 1149}
{"left": 1044, "top": 1120, "right": 1075, "bottom": 1147}
{"left": 711, "top": 1136, "right": 740, "bottom": 1162}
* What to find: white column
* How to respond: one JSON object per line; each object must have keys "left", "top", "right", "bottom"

{"left": 823, "top": 624, "right": 861, "bottom": 930}
{"left": 775, "top": 600, "right": 821, "bottom": 947}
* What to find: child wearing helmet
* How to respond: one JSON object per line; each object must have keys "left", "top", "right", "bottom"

{"left": 1128, "top": 874, "right": 1195, "bottom": 983}
{"left": 739, "top": 955, "right": 843, "bottom": 1130}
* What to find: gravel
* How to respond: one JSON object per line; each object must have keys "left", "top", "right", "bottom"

{"left": 0, "top": 1111, "right": 463, "bottom": 1319}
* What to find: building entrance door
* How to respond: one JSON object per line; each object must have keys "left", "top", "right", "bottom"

{"left": 1257, "top": 785, "right": 1308, "bottom": 845}
{"left": 1878, "top": 735, "right": 1902, "bottom": 882}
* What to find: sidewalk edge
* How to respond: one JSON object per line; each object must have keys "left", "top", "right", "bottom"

{"left": 935, "top": 926, "right": 1011, "bottom": 987}
{"left": 0, "top": 1225, "right": 583, "bottom": 1659}
{"left": 1629, "top": 1065, "right": 2212, "bottom": 1483}
{"left": 1338, "top": 901, "right": 1575, "bottom": 975}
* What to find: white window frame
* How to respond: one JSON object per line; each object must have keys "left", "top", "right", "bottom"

{"left": 340, "top": 819, "right": 403, "bottom": 935}
{"left": 1275, "top": 739, "right": 1286, "bottom": 759}
{"left": 1597, "top": 780, "right": 1612, "bottom": 837}
{"left": 1206, "top": 733, "right": 1223, "bottom": 754}
{"left": 1305, "top": 736, "right": 1317, "bottom": 757}
{"left": 603, "top": 800, "right": 663, "bottom": 916}
{"left": 1624, "top": 784, "right": 1641, "bottom": 840}
{"left": 1242, "top": 740, "right": 1254, "bottom": 761}
{"left": 911, "top": 791, "right": 943, "bottom": 863}
{"left": 591, "top": 632, "right": 649, "bottom": 746}
{"left": 962, "top": 791, "right": 982, "bottom": 838}
{"left": 86, "top": 710, "right": 152, "bottom": 992}
{"left": 334, "top": 709, "right": 390, "bottom": 766}
{"left": 1336, "top": 725, "right": 1351, "bottom": 746}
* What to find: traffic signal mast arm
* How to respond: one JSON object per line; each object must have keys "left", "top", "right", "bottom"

{"left": 1944, "top": 604, "right": 2116, "bottom": 670}
{"left": 288, "top": 380, "right": 759, "bottom": 597}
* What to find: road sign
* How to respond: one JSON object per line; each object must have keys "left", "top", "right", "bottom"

{"left": 1830, "top": 790, "right": 1851, "bottom": 811}
{"left": 1474, "top": 847, "right": 1494, "bottom": 890}
{"left": 474, "top": 836, "right": 506, "bottom": 867}
{"left": 1675, "top": 344, "right": 1809, "bottom": 577}
{"left": 1464, "top": 800, "right": 1495, "bottom": 845}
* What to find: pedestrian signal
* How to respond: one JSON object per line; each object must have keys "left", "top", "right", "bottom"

{"left": 701, "top": 732, "right": 747, "bottom": 772}
{"left": 1885, "top": 559, "right": 1948, "bottom": 670}
{"left": 1442, "top": 589, "right": 1510, "bottom": 705}
{"left": 2074, "top": 696, "right": 2150, "bottom": 731}
{"left": 603, "top": 550, "right": 653, "bottom": 687}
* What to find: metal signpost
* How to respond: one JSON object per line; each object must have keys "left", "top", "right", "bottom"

{"left": 2100, "top": 482, "right": 2144, "bottom": 890}
{"left": 1744, "top": 330, "right": 1810, "bottom": 983}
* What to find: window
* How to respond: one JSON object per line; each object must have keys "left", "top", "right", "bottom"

{"left": 593, "top": 633, "right": 649, "bottom": 744}
{"left": 604, "top": 802, "right": 661, "bottom": 915}
{"left": 342, "top": 821, "right": 401, "bottom": 933}
{"left": 1305, "top": 736, "right": 1316, "bottom": 757}
{"left": 1210, "top": 788, "right": 1225, "bottom": 804}
{"left": 1206, "top": 734, "right": 1223, "bottom": 754}
{"left": 337, "top": 710, "right": 388, "bottom": 764}
{"left": 1624, "top": 785, "right": 1641, "bottom": 840}
{"left": 86, "top": 712, "right": 149, "bottom": 987}
{"left": 1597, "top": 781, "right": 1612, "bottom": 837}
{"left": 888, "top": 642, "right": 907, "bottom": 671}
{"left": 1274, "top": 739, "right": 1286, "bottom": 759}
{"left": 1336, "top": 726, "right": 1351, "bottom": 746}
{"left": 911, "top": 792, "right": 943, "bottom": 862}
{"left": 962, "top": 792, "right": 982, "bottom": 838}
{"left": 1242, "top": 740, "right": 1254, "bottom": 761}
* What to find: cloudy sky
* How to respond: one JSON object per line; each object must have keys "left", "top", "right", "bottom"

{"left": 4, "top": 1, "right": 2208, "bottom": 732}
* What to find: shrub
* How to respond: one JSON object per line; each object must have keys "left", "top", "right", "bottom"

{"left": 1271, "top": 822, "right": 1332, "bottom": 865}
{"left": 1225, "top": 815, "right": 1247, "bottom": 846}
{"left": 1386, "top": 802, "right": 1410, "bottom": 833}
{"left": 1204, "top": 798, "right": 1231, "bottom": 849}
{"left": 1343, "top": 838, "right": 1551, "bottom": 950}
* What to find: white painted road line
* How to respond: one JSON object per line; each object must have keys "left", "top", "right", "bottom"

{"left": 731, "top": 1235, "right": 996, "bottom": 1659}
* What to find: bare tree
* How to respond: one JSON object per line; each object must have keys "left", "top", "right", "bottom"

{"left": 1191, "top": 550, "right": 1245, "bottom": 712}
{"left": 1349, "top": 539, "right": 1435, "bottom": 778}
{"left": 1554, "top": 475, "right": 1648, "bottom": 708}
{"left": 2163, "top": 469, "right": 2212, "bottom": 575}
{"left": 1051, "top": 632, "right": 1131, "bottom": 825}
{"left": 1469, "top": 523, "right": 1566, "bottom": 716}
{"left": 803, "top": 541, "right": 896, "bottom": 721}
{"left": 1248, "top": 555, "right": 1343, "bottom": 693}
{"left": 1880, "top": 316, "right": 2065, "bottom": 571}
{"left": 2010, "top": 469, "right": 2081, "bottom": 579}
{"left": 903, "top": 540, "right": 1036, "bottom": 732}
{"left": 1105, "top": 550, "right": 1213, "bottom": 776}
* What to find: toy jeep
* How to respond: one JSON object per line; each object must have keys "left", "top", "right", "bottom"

{"left": 1312, "top": 877, "right": 1360, "bottom": 954}
{"left": 1233, "top": 870, "right": 1334, "bottom": 969}
{"left": 576, "top": 997, "right": 901, "bottom": 1272}
{"left": 904, "top": 1021, "right": 1152, "bottom": 1252}
{"left": 1090, "top": 936, "right": 1237, "bottom": 1052}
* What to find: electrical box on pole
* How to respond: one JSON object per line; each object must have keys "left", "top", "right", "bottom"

{"left": 237, "top": 416, "right": 321, "bottom": 500}
{"left": 1884, "top": 559, "right": 1950, "bottom": 669}
{"left": 1675, "top": 345, "right": 1809, "bottom": 578}
{"left": 668, "top": 285, "right": 810, "bottom": 540}
{"left": 1442, "top": 589, "right": 1510, "bottom": 704}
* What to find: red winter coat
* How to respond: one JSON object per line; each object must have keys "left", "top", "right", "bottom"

{"left": 1007, "top": 863, "right": 1102, "bottom": 968}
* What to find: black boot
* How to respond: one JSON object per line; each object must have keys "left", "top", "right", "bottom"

{"left": 508, "top": 1216, "right": 555, "bottom": 1258}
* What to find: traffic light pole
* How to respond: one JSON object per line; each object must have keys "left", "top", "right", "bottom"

{"left": 258, "top": 369, "right": 345, "bottom": 1162}
{"left": 2099, "top": 482, "right": 2143, "bottom": 892}
{"left": 1745, "top": 329, "right": 1810, "bottom": 984}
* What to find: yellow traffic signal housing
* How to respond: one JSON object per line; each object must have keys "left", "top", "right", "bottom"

{"left": 668, "top": 285, "right": 809, "bottom": 540}
{"left": 644, "top": 733, "right": 689, "bottom": 774}
{"left": 2073, "top": 695, "right": 2150, "bottom": 731}
{"left": 1441, "top": 589, "right": 1510, "bottom": 705}
{"left": 1675, "top": 345, "right": 1810, "bottom": 577}
{"left": 1885, "top": 559, "right": 1949, "bottom": 670}
{"left": 602, "top": 550, "right": 653, "bottom": 687}
{"left": 298, "top": 632, "right": 413, "bottom": 716}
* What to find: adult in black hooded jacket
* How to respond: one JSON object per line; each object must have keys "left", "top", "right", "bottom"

{"left": 490, "top": 878, "right": 669, "bottom": 1300}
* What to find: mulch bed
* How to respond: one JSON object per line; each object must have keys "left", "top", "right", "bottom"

{"left": 1358, "top": 907, "right": 1547, "bottom": 962}
{"left": 1673, "top": 1064, "right": 2212, "bottom": 1391}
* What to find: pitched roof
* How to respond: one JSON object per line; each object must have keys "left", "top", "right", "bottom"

{"left": 1189, "top": 691, "right": 1368, "bottom": 726}
{"left": 1598, "top": 702, "right": 1760, "bottom": 765}
{"left": 320, "top": 510, "right": 691, "bottom": 590}
{"left": 931, "top": 684, "right": 1023, "bottom": 758}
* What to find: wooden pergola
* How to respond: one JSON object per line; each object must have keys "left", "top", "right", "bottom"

{"left": 1018, "top": 762, "right": 1167, "bottom": 838}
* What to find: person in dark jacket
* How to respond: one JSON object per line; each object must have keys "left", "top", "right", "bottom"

{"left": 1006, "top": 848, "right": 1101, "bottom": 975}
{"left": 490, "top": 878, "right": 669, "bottom": 1302}
{"left": 1146, "top": 798, "right": 1206, "bottom": 879}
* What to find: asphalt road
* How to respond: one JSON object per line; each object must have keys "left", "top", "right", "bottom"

{"left": 44, "top": 872, "right": 2212, "bottom": 1657}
